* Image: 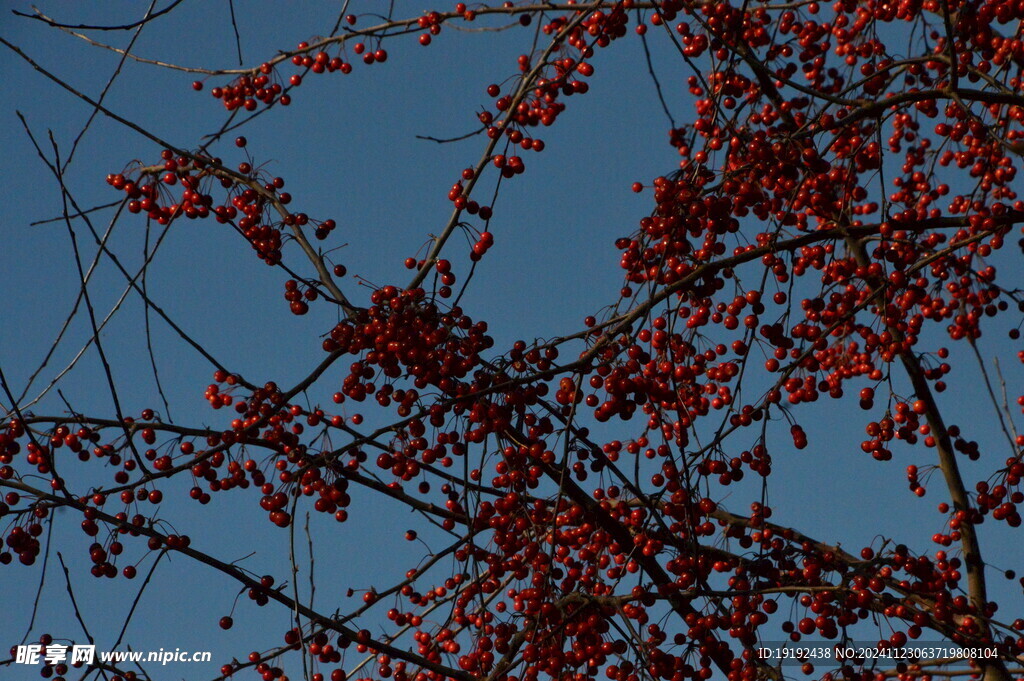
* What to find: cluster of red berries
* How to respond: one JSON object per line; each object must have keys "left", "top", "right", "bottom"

{"left": 108, "top": 149, "right": 341, "bottom": 290}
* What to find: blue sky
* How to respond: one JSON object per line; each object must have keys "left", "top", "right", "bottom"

{"left": 2, "top": 2, "right": 1022, "bottom": 678}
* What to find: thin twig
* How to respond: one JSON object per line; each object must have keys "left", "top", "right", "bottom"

{"left": 112, "top": 551, "right": 166, "bottom": 649}
{"left": 141, "top": 219, "right": 172, "bottom": 421}
{"left": 62, "top": 0, "right": 160, "bottom": 170}
{"left": 30, "top": 200, "right": 121, "bottom": 226}
{"left": 226, "top": 0, "right": 243, "bottom": 65}
{"left": 56, "top": 553, "right": 96, "bottom": 646}
{"left": 968, "top": 338, "right": 1017, "bottom": 455}
{"left": 13, "top": 0, "right": 187, "bottom": 31}
{"left": 18, "top": 516, "right": 54, "bottom": 645}
{"left": 639, "top": 27, "right": 676, "bottom": 128}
